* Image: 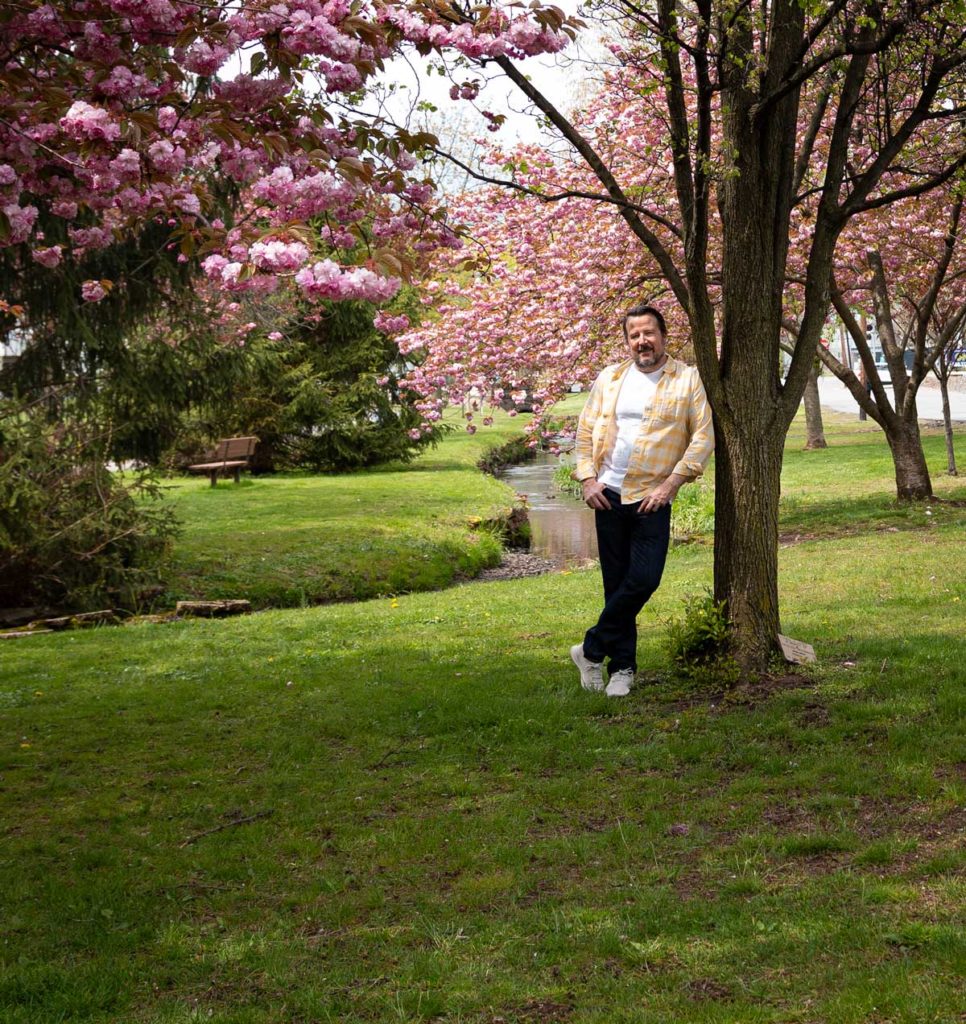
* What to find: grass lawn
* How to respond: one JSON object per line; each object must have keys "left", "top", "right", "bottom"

{"left": 159, "top": 416, "right": 528, "bottom": 608}
{"left": 2, "top": 407, "right": 965, "bottom": 1023}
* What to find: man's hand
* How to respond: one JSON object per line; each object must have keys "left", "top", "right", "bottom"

{"left": 638, "top": 473, "right": 687, "bottom": 513}
{"left": 581, "top": 477, "right": 612, "bottom": 510}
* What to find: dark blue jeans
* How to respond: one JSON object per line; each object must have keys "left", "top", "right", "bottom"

{"left": 583, "top": 488, "right": 672, "bottom": 673}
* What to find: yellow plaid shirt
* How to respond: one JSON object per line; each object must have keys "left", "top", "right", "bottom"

{"left": 574, "top": 356, "right": 714, "bottom": 502}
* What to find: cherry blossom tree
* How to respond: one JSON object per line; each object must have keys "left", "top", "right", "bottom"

{"left": 814, "top": 188, "right": 966, "bottom": 498}
{"left": 401, "top": 1, "right": 966, "bottom": 671}
{"left": 0, "top": 0, "right": 583, "bottom": 606}
{"left": 0, "top": 0, "right": 580, "bottom": 330}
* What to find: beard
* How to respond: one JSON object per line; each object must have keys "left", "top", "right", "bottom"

{"left": 634, "top": 347, "right": 663, "bottom": 371}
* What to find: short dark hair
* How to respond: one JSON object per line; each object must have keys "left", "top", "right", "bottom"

{"left": 623, "top": 303, "right": 667, "bottom": 338}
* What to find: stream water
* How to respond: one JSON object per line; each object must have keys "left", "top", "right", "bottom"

{"left": 498, "top": 452, "right": 598, "bottom": 567}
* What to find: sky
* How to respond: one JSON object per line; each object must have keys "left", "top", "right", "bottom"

{"left": 371, "top": 0, "right": 611, "bottom": 185}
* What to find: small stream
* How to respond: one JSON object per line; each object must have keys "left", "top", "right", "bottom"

{"left": 498, "top": 452, "right": 598, "bottom": 567}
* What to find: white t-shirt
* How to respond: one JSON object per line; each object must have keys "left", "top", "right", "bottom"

{"left": 597, "top": 365, "right": 664, "bottom": 499}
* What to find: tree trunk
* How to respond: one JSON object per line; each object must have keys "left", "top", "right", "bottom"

{"left": 713, "top": 423, "right": 785, "bottom": 672}
{"left": 802, "top": 365, "right": 828, "bottom": 449}
{"left": 938, "top": 374, "right": 958, "bottom": 475}
{"left": 886, "top": 420, "right": 933, "bottom": 500}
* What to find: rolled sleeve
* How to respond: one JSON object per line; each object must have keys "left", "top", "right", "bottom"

{"left": 574, "top": 374, "right": 604, "bottom": 481}
{"left": 671, "top": 372, "right": 714, "bottom": 480}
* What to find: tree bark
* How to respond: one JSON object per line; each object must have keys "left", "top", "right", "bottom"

{"left": 886, "top": 420, "right": 933, "bottom": 500}
{"left": 938, "top": 373, "right": 958, "bottom": 475}
{"left": 802, "top": 365, "right": 828, "bottom": 448}
{"left": 713, "top": 422, "right": 785, "bottom": 672}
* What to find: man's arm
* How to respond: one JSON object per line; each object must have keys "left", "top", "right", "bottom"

{"left": 574, "top": 375, "right": 612, "bottom": 510}
{"left": 673, "top": 370, "right": 715, "bottom": 479}
{"left": 638, "top": 371, "right": 714, "bottom": 513}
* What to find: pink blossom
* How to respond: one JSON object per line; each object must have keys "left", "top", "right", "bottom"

{"left": 51, "top": 200, "right": 79, "bottom": 219}
{"left": 147, "top": 140, "right": 187, "bottom": 175}
{"left": 158, "top": 106, "right": 178, "bottom": 132}
{"left": 31, "top": 245, "right": 63, "bottom": 268}
{"left": 320, "top": 61, "right": 362, "bottom": 93}
{"left": 3, "top": 203, "right": 38, "bottom": 244}
{"left": 182, "top": 40, "right": 232, "bottom": 75}
{"left": 213, "top": 75, "right": 291, "bottom": 111}
{"left": 295, "top": 259, "right": 400, "bottom": 302}
{"left": 97, "top": 64, "right": 150, "bottom": 99}
{"left": 60, "top": 101, "right": 120, "bottom": 142}
{"left": 249, "top": 239, "right": 310, "bottom": 272}
{"left": 176, "top": 192, "right": 201, "bottom": 216}
{"left": 81, "top": 280, "right": 108, "bottom": 302}
{"left": 69, "top": 225, "right": 113, "bottom": 249}
{"left": 110, "top": 148, "right": 141, "bottom": 179}
{"left": 374, "top": 310, "right": 410, "bottom": 334}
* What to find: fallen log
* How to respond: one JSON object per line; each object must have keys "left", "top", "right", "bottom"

{"left": 29, "top": 609, "right": 118, "bottom": 631}
{"left": 175, "top": 600, "right": 252, "bottom": 618}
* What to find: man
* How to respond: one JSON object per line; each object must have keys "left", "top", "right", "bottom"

{"left": 570, "top": 303, "right": 714, "bottom": 696}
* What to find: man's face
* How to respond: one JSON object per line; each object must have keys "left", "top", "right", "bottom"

{"left": 625, "top": 314, "right": 668, "bottom": 372}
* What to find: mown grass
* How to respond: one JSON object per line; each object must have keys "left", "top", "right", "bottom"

{"left": 160, "top": 416, "right": 528, "bottom": 608}
{"left": 161, "top": 397, "right": 965, "bottom": 612}
{"left": 2, "top": 403, "right": 964, "bottom": 1023}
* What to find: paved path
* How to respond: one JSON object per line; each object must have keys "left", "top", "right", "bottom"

{"left": 816, "top": 376, "right": 966, "bottom": 423}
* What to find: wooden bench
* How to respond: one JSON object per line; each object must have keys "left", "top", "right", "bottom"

{"left": 188, "top": 436, "right": 258, "bottom": 487}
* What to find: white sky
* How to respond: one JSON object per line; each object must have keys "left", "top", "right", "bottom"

{"left": 371, "top": 1, "right": 611, "bottom": 177}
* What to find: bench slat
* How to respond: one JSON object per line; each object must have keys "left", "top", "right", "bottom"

{"left": 187, "top": 436, "right": 258, "bottom": 485}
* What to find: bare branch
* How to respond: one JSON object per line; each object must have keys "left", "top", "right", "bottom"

{"left": 491, "top": 53, "right": 690, "bottom": 306}
{"left": 427, "top": 144, "right": 684, "bottom": 238}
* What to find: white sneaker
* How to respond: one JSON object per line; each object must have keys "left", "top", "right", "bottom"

{"left": 570, "top": 644, "right": 604, "bottom": 692}
{"left": 606, "top": 668, "right": 634, "bottom": 697}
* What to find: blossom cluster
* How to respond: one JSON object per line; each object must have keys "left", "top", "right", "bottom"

{"left": 2, "top": 0, "right": 579, "bottom": 309}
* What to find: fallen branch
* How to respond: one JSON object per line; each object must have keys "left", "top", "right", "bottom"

{"left": 369, "top": 747, "right": 402, "bottom": 769}
{"left": 179, "top": 809, "right": 275, "bottom": 848}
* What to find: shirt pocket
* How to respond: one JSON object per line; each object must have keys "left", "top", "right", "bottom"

{"left": 651, "top": 395, "right": 687, "bottom": 422}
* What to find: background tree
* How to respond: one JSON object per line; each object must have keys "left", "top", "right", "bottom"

{"left": 185, "top": 292, "right": 443, "bottom": 472}
{"left": 931, "top": 321, "right": 964, "bottom": 476}
{"left": 816, "top": 191, "right": 966, "bottom": 499}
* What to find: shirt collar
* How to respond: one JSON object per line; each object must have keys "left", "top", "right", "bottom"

{"left": 610, "top": 355, "right": 680, "bottom": 380}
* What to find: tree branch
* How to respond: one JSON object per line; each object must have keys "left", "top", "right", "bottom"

{"left": 491, "top": 54, "right": 690, "bottom": 307}
{"left": 427, "top": 144, "right": 683, "bottom": 238}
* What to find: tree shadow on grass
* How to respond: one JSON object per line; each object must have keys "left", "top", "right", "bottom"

{"left": 778, "top": 491, "right": 963, "bottom": 539}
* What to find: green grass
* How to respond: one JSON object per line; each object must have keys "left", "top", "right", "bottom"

{"left": 2, "top": 405, "right": 965, "bottom": 1023}
{"left": 160, "top": 415, "right": 527, "bottom": 608}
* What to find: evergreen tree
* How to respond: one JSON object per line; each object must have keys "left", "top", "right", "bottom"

{"left": 189, "top": 294, "right": 443, "bottom": 473}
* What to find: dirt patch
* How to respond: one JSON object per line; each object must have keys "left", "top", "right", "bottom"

{"left": 686, "top": 978, "right": 733, "bottom": 1001}
{"left": 490, "top": 996, "right": 575, "bottom": 1022}
{"left": 476, "top": 551, "right": 557, "bottom": 582}
{"left": 796, "top": 700, "right": 831, "bottom": 727}
{"left": 934, "top": 761, "right": 966, "bottom": 782}
{"left": 777, "top": 519, "right": 944, "bottom": 547}
{"left": 725, "top": 672, "right": 815, "bottom": 706}
{"left": 525, "top": 814, "right": 613, "bottom": 841}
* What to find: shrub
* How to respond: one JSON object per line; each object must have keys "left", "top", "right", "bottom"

{"left": 664, "top": 589, "right": 739, "bottom": 687}
{"left": 0, "top": 405, "right": 179, "bottom": 611}
{"left": 477, "top": 436, "right": 537, "bottom": 475}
